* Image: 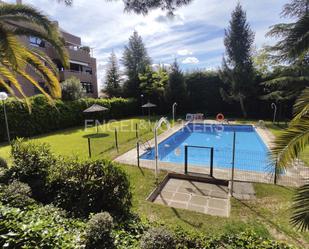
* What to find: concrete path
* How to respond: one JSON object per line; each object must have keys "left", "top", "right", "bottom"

{"left": 232, "top": 182, "right": 256, "bottom": 200}
{"left": 154, "top": 178, "right": 230, "bottom": 217}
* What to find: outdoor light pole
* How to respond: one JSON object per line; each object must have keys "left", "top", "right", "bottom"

{"left": 0, "top": 92, "right": 10, "bottom": 144}
{"left": 271, "top": 102, "right": 277, "bottom": 124}
{"left": 141, "top": 94, "right": 144, "bottom": 116}
{"left": 172, "top": 102, "right": 177, "bottom": 124}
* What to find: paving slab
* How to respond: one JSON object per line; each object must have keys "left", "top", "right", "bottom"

{"left": 153, "top": 178, "right": 230, "bottom": 217}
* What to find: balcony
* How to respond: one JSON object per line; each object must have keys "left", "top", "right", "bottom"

{"left": 59, "top": 70, "right": 93, "bottom": 82}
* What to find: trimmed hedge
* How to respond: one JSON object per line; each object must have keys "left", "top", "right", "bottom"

{"left": 0, "top": 95, "right": 138, "bottom": 141}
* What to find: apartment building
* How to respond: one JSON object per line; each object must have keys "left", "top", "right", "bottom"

{"left": 19, "top": 27, "right": 98, "bottom": 98}
{"left": 0, "top": 0, "right": 99, "bottom": 98}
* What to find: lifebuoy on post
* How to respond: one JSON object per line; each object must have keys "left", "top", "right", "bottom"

{"left": 216, "top": 113, "right": 225, "bottom": 122}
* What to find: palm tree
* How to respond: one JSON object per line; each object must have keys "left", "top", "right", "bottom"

{"left": 272, "top": 87, "right": 309, "bottom": 231}
{"left": 0, "top": 3, "right": 68, "bottom": 103}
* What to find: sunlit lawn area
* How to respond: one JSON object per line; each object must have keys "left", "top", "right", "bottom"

{"left": 0, "top": 117, "right": 308, "bottom": 246}
{"left": 0, "top": 117, "right": 168, "bottom": 162}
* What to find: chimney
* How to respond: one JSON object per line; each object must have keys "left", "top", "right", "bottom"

{"left": 16, "top": 0, "right": 22, "bottom": 4}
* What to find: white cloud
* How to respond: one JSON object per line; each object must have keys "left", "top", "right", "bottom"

{"left": 18, "top": 0, "right": 288, "bottom": 92}
{"left": 182, "top": 57, "right": 200, "bottom": 64}
{"left": 177, "top": 49, "right": 193, "bottom": 56}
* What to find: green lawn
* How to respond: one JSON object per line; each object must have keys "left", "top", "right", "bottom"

{"left": 121, "top": 163, "right": 308, "bottom": 247}
{"left": 0, "top": 117, "right": 308, "bottom": 246}
{"left": 0, "top": 117, "right": 168, "bottom": 162}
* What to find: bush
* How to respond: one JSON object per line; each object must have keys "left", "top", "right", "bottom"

{"left": 0, "top": 181, "right": 36, "bottom": 208}
{"left": 9, "top": 139, "right": 57, "bottom": 202}
{"left": 85, "top": 212, "right": 114, "bottom": 249}
{"left": 0, "top": 95, "right": 138, "bottom": 141}
{"left": 0, "top": 157, "right": 7, "bottom": 169}
{"left": 140, "top": 227, "right": 176, "bottom": 249}
{"left": 61, "top": 76, "right": 84, "bottom": 101}
{"left": 50, "top": 159, "right": 132, "bottom": 218}
{"left": 0, "top": 203, "right": 85, "bottom": 248}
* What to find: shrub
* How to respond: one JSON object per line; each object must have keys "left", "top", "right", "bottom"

{"left": 50, "top": 159, "right": 132, "bottom": 218}
{"left": 61, "top": 76, "right": 84, "bottom": 101}
{"left": 0, "top": 157, "right": 7, "bottom": 169}
{"left": 10, "top": 139, "right": 57, "bottom": 202}
{"left": 140, "top": 227, "right": 176, "bottom": 249}
{"left": 0, "top": 203, "right": 85, "bottom": 248}
{"left": 85, "top": 212, "right": 114, "bottom": 249}
{"left": 0, "top": 181, "right": 36, "bottom": 208}
{"left": 0, "top": 95, "right": 138, "bottom": 141}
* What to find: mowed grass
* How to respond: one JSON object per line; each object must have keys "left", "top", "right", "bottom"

{"left": 121, "top": 163, "right": 309, "bottom": 247}
{"left": 0, "top": 117, "right": 308, "bottom": 246}
{"left": 0, "top": 117, "right": 168, "bottom": 162}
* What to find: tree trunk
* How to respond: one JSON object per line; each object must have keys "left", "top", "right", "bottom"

{"left": 239, "top": 95, "right": 247, "bottom": 118}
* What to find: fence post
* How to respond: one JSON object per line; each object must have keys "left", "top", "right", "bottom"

{"left": 88, "top": 138, "right": 91, "bottom": 158}
{"left": 210, "top": 147, "right": 214, "bottom": 177}
{"left": 274, "top": 159, "right": 278, "bottom": 185}
{"left": 184, "top": 145, "right": 188, "bottom": 174}
{"left": 136, "top": 123, "right": 139, "bottom": 139}
{"left": 115, "top": 128, "right": 119, "bottom": 153}
{"left": 230, "top": 131, "right": 236, "bottom": 196}
{"left": 137, "top": 141, "right": 140, "bottom": 167}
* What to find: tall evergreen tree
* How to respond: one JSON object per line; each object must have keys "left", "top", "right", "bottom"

{"left": 122, "top": 31, "right": 151, "bottom": 98}
{"left": 166, "top": 60, "right": 187, "bottom": 107}
{"left": 104, "top": 51, "right": 121, "bottom": 97}
{"left": 220, "top": 3, "right": 255, "bottom": 117}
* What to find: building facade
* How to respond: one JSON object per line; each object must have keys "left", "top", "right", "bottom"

{"left": 19, "top": 28, "right": 98, "bottom": 98}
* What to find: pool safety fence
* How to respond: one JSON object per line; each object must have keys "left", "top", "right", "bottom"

{"left": 87, "top": 122, "right": 153, "bottom": 158}
{"left": 184, "top": 146, "right": 309, "bottom": 187}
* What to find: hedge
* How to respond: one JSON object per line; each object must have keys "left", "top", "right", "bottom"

{"left": 0, "top": 95, "right": 138, "bottom": 141}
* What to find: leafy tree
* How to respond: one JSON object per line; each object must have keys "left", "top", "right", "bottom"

{"left": 166, "top": 60, "right": 187, "bottom": 108}
{"left": 139, "top": 65, "right": 168, "bottom": 104}
{"left": 267, "top": 0, "right": 309, "bottom": 61}
{"left": 186, "top": 70, "right": 225, "bottom": 115}
{"left": 110, "top": 0, "right": 193, "bottom": 15}
{"left": 122, "top": 31, "right": 151, "bottom": 98}
{"left": 261, "top": 0, "right": 309, "bottom": 110}
{"left": 104, "top": 51, "right": 122, "bottom": 97}
{"left": 0, "top": 3, "right": 68, "bottom": 104}
{"left": 61, "top": 77, "right": 84, "bottom": 101}
{"left": 219, "top": 3, "right": 256, "bottom": 117}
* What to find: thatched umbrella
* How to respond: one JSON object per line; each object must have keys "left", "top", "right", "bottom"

{"left": 142, "top": 102, "right": 156, "bottom": 121}
{"left": 83, "top": 104, "right": 108, "bottom": 133}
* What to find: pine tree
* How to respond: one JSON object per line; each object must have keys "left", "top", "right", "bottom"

{"left": 220, "top": 3, "right": 256, "bottom": 118}
{"left": 166, "top": 60, "right": 187, "bottom": 107}
{"left": 122, "top": 31, "right": 151, "bottom": 98}
{"left": 104, "top": 51, "right": 121, "bottom": 97}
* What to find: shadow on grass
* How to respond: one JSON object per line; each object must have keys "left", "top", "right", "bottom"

{"left": 170, "top": 207, "right": 203, "bottom": 228}
{"left": 235, "top": 198, "right": 305, "bottom": 247}
{"left": 83, "top": 133, "right": 109, "bottom": 139}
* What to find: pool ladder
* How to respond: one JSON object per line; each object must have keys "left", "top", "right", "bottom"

{"left": 138, "top": 139, "right": 152, "bottom": 152}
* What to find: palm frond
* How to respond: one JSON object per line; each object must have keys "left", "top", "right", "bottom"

{"left": 24, "top": 50, "right": 61, "bottom": 98}
{"left": 291, "top": 184, "right": 309, "bottom": 231}
{"left": 0, "top": 4, "right": 55, "bottom": 36}
{"left": 272, "top": 116, "right": 309, "bottom": 169}
{"left": 293, "top": 87, "right": 309, "bottom": 121}
{"left": 262, "top": 76, "right": 309, "bottom": 88}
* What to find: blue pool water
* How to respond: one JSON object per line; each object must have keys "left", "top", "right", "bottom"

{"left": 140, "top": 123, "right": 273, "bottom": 173}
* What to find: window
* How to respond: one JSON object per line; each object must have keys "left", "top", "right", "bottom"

{"left": 85, "top": 66, "right": 93, "bottom": 75}
{"left": 81, "top": 82, "right": 93, "bottom": 93}
{"left": 29, "top": 36, "right": 45, "bottom": 48}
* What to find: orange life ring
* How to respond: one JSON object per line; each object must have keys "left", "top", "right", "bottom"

{"left": 216, "top": 113, "right": 225, "bottom": 121}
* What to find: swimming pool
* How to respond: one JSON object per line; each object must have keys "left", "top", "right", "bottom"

{"left": 140, "top": 123, "right": 273, "bottom": 173}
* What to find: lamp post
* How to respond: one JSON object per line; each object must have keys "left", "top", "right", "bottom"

{"left": 271, "top": 102, "right": 277, "bottom": 124}
{"left": 141, "top": 94, "right": 144, "bottom": 116}
{"left": 0, "top": 92, "right": 10, "bottom": 144}
{"left": 172, "top": 102, "right": 177, "bottom": 124}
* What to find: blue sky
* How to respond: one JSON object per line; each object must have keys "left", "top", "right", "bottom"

{"left": 8, "top": 0, "right": 289, "bottom": 89}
